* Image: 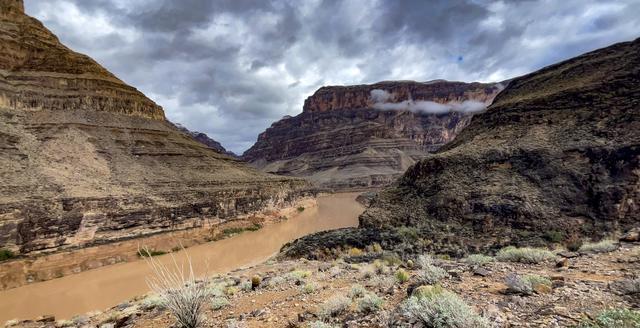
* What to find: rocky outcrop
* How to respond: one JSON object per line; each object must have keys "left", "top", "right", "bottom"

{"left": 358, "top": 38, "right": 640, "bottom": 252}
{"left": 173, "top": 123, "right": 237, "bottom": 157}
{"left": 243, "top": 80, "right": 503, "bottom": 190}
{"left": 0, "top": 0, "right": 307, "bottom": 255}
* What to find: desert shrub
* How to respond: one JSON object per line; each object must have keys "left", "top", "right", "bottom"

{"left": 403, "top": 286, "right": 490, "bottom": 328}
{"left": 397, "top": 226, "right": 420, "bottom": 242}
{"left": 329, "top": 266, "right": 342, "bottom": 277}
{"left": 205, "top": 283, "right": 226, "bottom": 298}
{"left": 373, "top": 260, "right": 388, "bottom": 274}
{"left": 297, "top": 206, "right": 305, "bottom": 212}
{"left": 545, "top": 230, "right": 565, "bottom": 243}
{"left": 579, "top": 240, "right": 618, "bottom": 254}
{"left": 496, "top": 246, "right": 555, "bottom": 263}
{"left": 0, "top": 249, "right": 16, "bottom": 262}
{"left": 267, "top": 276, "right": 287, "bottom": 289}
{"left": 348, "top": 247, "right": 364, "bottom": 257}
{"left": 382, "top": 252, "right": 403, "bottom": 266}
{"left": 349, "top": 284, "right": 367, "bottom": 299}
{"left": 462, "top": 254, "right": 494, "bottom": 266}
{"left": 211, "top": 297, "right": 230, "bottom": 310}
{"left": 574, "top": 308, "right": 640, "bottom": 328}
{"left": 140, "top": 294, "right": 166, "bottom": 310}
{"left": 225, "top": 286, "right": 239, "bottom": 296}
{"left": 357, "top": 293, "right": 384, "bottom": 313}
{"left": 360, "top": 265, "right": 375, "bottom": 279}
{"left": 145, "top": 251, "right": 207, "bottom": 328}
{"left": 370, "top": 276, "right": 395, "bottom": 293}
{"left": 505, "top": 273, "right": 552, "bottom": 295}
{"left": 239, "top": 280, "right": 252, "bottom": 292}
{"left": 302, "top": 282, "right": 318, "bottom": 294}
{"left": 318, "top": 295, "right": 351, "bottom": 318}
{"left": 395, "top": 269, "right": 410, "bottom": 283}
{"left": 372, "top": 243, "right": 383, "bottom": 253}
{"left": 416, "top": 255, "right": 449, "bottom": 285}
{"left": 287, "top": 270, "right": 312, "bottom": 283}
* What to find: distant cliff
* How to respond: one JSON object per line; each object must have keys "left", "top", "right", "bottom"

{"left": 173, "top": 123, "right": 237, "bottom": 157}
{"left": 243, "top": 80, "right": 503, "bottom": 190}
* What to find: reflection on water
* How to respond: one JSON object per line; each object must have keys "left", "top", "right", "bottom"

{"left": 0, "top": 193, "right": 364, "bottom": 321}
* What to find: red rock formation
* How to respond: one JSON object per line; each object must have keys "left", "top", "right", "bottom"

{"left": 0, "top": 0, "right": 163, "bottom": 120}
{"left": 0, "top": 0, "right": 307, "bottom": 255}
{"left": 244, "top": 81, "right": 503, "bottom": 189}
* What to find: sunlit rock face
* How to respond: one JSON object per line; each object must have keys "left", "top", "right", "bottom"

{"left": 0, "top": 0, "right": 308, "bottom": 255}
{"left": 243, "top": 80, "right": 503, "bottom": 190}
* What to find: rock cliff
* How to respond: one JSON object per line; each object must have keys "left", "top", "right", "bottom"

{"left": 173, "top": 123, "right": 237, "bottom": 157}
{"left": 243, "top": 80, "right": 503, "bottom": 190}
{"left": 358, "top": 37, "right": 640, "bottom": 252}
{"left": 0, "top": 0, "right": 307, "bottom": 255}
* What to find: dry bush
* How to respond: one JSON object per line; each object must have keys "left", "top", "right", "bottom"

{"left": 143, "top": 247, "right": 207, "bottom": 328}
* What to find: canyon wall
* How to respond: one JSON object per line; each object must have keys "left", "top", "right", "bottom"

{"left": 243, "top": 80, "right": 502, "bottom": 190}
{"left": 0, "top": 0, "right": 308, "bottom": 255}
{"left": 358, "top": 37, "right": 640, "bottom": 251}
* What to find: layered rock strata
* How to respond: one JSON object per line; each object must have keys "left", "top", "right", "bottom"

{"left": 243, "top": 80, "right": 502, "bottom": 190}
{"left": 282, "top": 38, "right": 640, "bottom": 258}
{"left": 0, "top": 0, "right": 307, "bottom": 255}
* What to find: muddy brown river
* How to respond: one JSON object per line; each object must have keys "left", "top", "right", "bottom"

{"left": 0, "top": 193, "right": 364, "bottom": 322}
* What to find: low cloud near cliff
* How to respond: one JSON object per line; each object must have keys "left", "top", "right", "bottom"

{"left": 370, "top": 89, "right": 488, "bottom": 114}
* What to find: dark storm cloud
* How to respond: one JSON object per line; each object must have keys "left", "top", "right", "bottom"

{"left": 24, "top": 0, "right": 640, "bottom": 153}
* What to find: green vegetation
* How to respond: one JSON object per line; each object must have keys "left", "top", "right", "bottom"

{"left": 574, "top": 308, "right": 640, "bottom": 328}
{"left": 297, "top": 206, "right": 305, "bottom": 212}
{"left": 544, "top": 230, "right": 565, "bottom": 243}
{"left": 222, "top": 223, "right": 262, "bottom": 236}
{"left": 462, "top": 254, "right": 494, "bottom": 266}
{"left": 0, "top": 248, "right": 15, "bottom": 262}
{"left": 348, "top": 247, "right": 363, "bottom": 256}
{"left": 397, "top": 226, "right": 419, "bottom": 242}
{"left": 357, "top": 293, "right": 384, "bottom": 313}
{"left": 349, "top": 284, "right": 366, "bottom": 299}
{"left": 496, "top": 246, "right": 555, "bottom": 263}
{"left": 395, "top": 268, "right": 410, "bottom": 283}
{"left": 416, "top": 255, "right": 449, "bottom": 285}
{"left": 318, "top": 294, "right": 351, "bottom": 318}
{"left": 579, "top": 240, "right": 618, "bottom": 254}
{"left": 210, "top": 297, "right": 230, "bottom": 310}
{"left": 301, "top": 282, "right": 318, "bottom": 294}
{"left": 403, "top": 285, "right": 490, "bottom": 328}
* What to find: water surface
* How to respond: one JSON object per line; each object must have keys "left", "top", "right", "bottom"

{"left": 0, "top": 192, "right": 363, "bottom": 321}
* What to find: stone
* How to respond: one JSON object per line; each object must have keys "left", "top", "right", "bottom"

{"left": 557, "top": 251, "right": 580, "bottom": 258}
{"left": 555, "top": 258, "right": 569, "bottom": 268}
{"left": 0, "top": 0, "right": 309, "bottom": 260}
{"left": 474, "top": 267, "right": 491, "bottom": 277}
{"left": 35, "top": 315, "right": 55, "bottom": 322}
{"left": 243, "top": 80, "right": 503, "bottom": 190}
{"left": 620, "top": 228, "right": 640, "bottom": 242}
{"left": 357, "top": 37, "right": 640, "bottom": 250}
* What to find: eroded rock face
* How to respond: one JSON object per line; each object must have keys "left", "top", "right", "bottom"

{"left": 360, "top": 38, "right": 640, "bottom": 251}
{"left": 173, "top": 122, "right": 237, "bottom": 157}
{"left": 243, "top": 80, "right": 503, "bottom": 190}
{"left": 0, "top": 0, "right": 308, "bottom": 255}
{"left": 0, "top": 0, "right": 163, "bottom": 120}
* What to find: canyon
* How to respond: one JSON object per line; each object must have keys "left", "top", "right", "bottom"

{"left": 283, "top": 37, "right": 640, "bottom": 258}
{"left": 242, "top": 80, "right": 503, "bottom": 190}
{"left": 0, "top": 0, "right": 307, "bottom": 257}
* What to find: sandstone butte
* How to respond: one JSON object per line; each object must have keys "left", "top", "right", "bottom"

{"left": 282, "top": 37, "right": 640, "bottom": 258}
{"left": 0, "top": 0, "right": 308, "bottom": 256}
{"left": 242, "top": 80, "right": 504, "bottom": 190}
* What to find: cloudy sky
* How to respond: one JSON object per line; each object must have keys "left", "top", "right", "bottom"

{"left": 25, "top": 0, "right": 640, "bottom": 154}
